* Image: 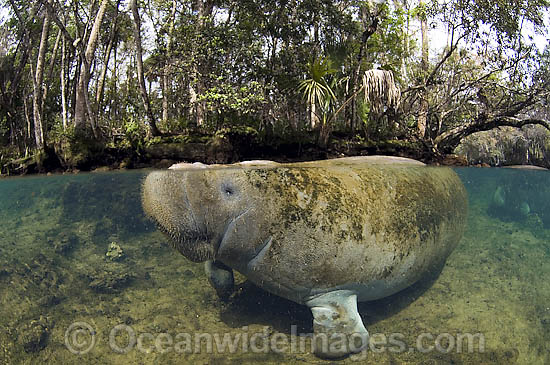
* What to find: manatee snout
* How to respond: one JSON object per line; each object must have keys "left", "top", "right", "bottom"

{"left": 142, "top": 169, "right": 256, "bottom": 263}
{"left": 142, "top": 170, "right": 217, "bottom": 262}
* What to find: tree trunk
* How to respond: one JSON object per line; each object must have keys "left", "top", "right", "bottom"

{"left": 417, "top": 0, "right": 429, "bottom": 138}
{"left": 61, "top": 35, "right": 68, "bottom": 130}
{"left": 96, "top": 0, "right": 120, "bottom": 117}
{"left": 189, "top": 0, "right": 213, "bottom": 128}
{"left": 161, "top": 72, "right": 170, "bottom": 124}
{"left": 74, "top": 0, "right": 109, "bottom": 136}
{"left": 41, "top": 28, "right": 61, "bottom": 113}
{"left": 348, "top": 3, "right": 379, "bottom": 132}
{"left": 23, "top": 95, "right": 31, "bottom": 140}
{"left": 162, "top": 0, "right": 177, "bottom": 124}
{"left": 32, "top": 3, "right": 51, "bottom": 151}
{"left": 110, "top": 40, "right": 118, "bottom": 121}
{"left": 394, "top": 0, "right": 410, "bottom": 80}
{"left": 130, "top": 0, "right": 161, "bottom": 136}
{"left": 74, "top": 72, "right": 88, "bottom": 128}
{"left": 310, "top": 100, "right": 319, "bottom": 129}
{"left": 4, "top": 0, "right": 39, "bottom": 113}
{"left": 318, "top": 121, "right": 332, "bottom": 149}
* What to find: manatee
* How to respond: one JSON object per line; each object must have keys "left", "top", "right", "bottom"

{"left": 492, "top": 186, "right": 506, "bottom": 207}
{"left": 502, "top": 165, "right": 548, "bottom": 170}
{"left": 141, "top": 156, "right": 468, "bottom": 358}
{"left": 489, "top": 167, "right": 550, "bottom": 227}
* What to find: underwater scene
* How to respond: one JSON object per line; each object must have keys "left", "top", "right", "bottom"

{"left": 0, "top": 166, "right": 549, "bottom": 364}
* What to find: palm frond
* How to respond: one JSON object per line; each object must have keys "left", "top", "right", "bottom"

{"left": 362, "top": 69, "right": 401, "bottom": 114}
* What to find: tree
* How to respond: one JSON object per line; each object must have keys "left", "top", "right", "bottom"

{"left": 31, "top": 0, "right": 52, "bottom": 151}
{"left": 95, "top": 0, "right": 121, "bottom": 118}
{"left": 298, "top": 57, "right": 337, "bottom": 130}
{"left": 130, "top": 0, "right": 161, "bottom": 136}
{"left": 401, "top": 0, "right": 550, "bottom": 156}
{"left": 1, "top": 0, "right": 40, "bottom": 151}
{"left": 347, "top": 0, "right": 382, "bottom": 132}
{"left": 298, "top": 57, "right": 337, "bottom": 146}
{"left": 416, "top": 0, "right": 428, "bottom": 137}
{"left": 299, "top": 56, "right": 401, "bottom": 147}
{"left": 75, "top": 0, "right": 108, "bottom": 135}
{"left": 188, "top": 0, "right": 214, "bottom": 127}
{"left": 161, "top": 0, "right": 177, "bottom": 124}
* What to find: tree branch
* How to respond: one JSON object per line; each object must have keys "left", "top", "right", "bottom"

{"left": 40, "top": 0, "right": 77, "bottom": 53}
{"left": 403, "top": 31, "right": 467, "bottom": 94}
{"left": 434, "top": 116, "right": 550, "bottom": 153}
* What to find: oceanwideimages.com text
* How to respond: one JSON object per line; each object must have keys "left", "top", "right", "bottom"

{"left": 65, "top": 321, "right": 485, "bottom": 360}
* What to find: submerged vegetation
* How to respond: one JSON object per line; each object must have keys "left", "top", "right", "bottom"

{"left": 0, "top": 0, "right": 550, "bottom": 174}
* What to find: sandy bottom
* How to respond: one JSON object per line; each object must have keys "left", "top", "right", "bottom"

{"left": 0, "top": 169, "right": 548, "bottom": 364}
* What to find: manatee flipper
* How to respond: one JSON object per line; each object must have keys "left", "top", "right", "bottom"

{"left": 205, "top": 260, "right": 234, "bottom": 300}
{"left": 306, "top": 290, "right": 368, "bottom": 359}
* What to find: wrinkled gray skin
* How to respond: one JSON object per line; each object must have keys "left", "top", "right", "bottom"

{"left": 142, "top": 156, "right": 468, "bottom": 358}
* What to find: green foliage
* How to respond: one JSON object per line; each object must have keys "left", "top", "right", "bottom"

{"left": 157, "top": 117, "right": 192, "bottom": 134}
{"left": 144, "top": 134, "right": 212, "bottom": 147}
{"left": 434, "top": 0, "right": 549, "bottom": 45}
{"left": 122, "top": 120, "right": 146, "bottom": 155}
{"left": 0, "top": 115, "right": 10, "bottom": 145}
{"left": 357, "top": 99, "right": 370, "bottom": 128}
{"left": 214, "top": 125, "right": 259, "bottom": 140}
{"left": 457, "top": 126, "right": 550, "bottom": 166}
{"left": 49, "top": 122, "right": 77, "bottom": 145}
{"left": 297, "top": 57, "right": 338, "bottom": 107}
{"left": 199, "top": 80, "right": 266, "bottom": 126}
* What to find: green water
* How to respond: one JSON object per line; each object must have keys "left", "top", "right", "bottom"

{"left": 0, "top": 168, "right": 549, "bottom": 364}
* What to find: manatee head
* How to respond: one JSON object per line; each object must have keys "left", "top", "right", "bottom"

{"left": 142, "top": 166, "right": 265, "bottom": 263}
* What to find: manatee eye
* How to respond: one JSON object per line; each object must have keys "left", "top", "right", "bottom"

{"left": 221, "top": 182, "right": 236, "bottom": 197}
